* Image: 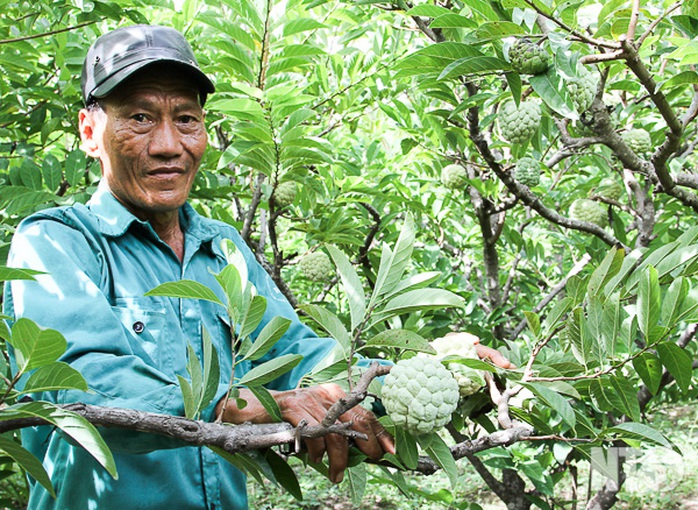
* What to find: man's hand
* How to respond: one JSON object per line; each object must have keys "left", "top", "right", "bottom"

{"left": 216, "top": 384, "right": 395, "bottom": 484}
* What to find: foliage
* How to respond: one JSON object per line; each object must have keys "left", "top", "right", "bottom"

{"left": 1, "top": 0, "right": 698, "bottom": 509}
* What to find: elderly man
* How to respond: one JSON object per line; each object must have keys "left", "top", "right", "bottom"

{"left": 5, "top": 24, "right": 511, "bottom": 509}
{"left": 4, "top": 24, "right": 395, "bottom": 509}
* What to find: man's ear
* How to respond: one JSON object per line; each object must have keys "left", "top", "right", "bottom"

{"left": 79, "top": 108, "right": 103, "bottom": 158}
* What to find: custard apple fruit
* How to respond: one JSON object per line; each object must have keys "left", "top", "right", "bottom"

{"left": 514, "top": 157, "right": 541, "bottom": 187}
{"left": 299, "top": 252, "right": 334, "bottom": 282}
{"left": 509, "top": 40, "right": 550, "bottom": 75}
{"left": 622, "top": 129, "right": 652, "bottom": 154}
{"left": 382, "top": 356, "right": 459, "bottom": 435}
{"left": 273, "top": 181, "right": 297, "bottom": 207}
{"left": 429, "top": 333, "right": 485, "bottom": 398}
{"left": 441, "top": 164, "right": 468, "bottom": 189}
{"left": 569, "top": 198, "right": 607, "bottom": 228}
{"left": 498, "top": 100, "right": 541, "bottom": 145}
{"left": 568, "top": 67, "right": 598, "bottom": 113}
{"left": 595, "top": 177, "right": 623, "bottom": 202}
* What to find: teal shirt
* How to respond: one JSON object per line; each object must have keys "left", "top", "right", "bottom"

{"left": 4, "top": 183, "right": 338, "bottom": 509}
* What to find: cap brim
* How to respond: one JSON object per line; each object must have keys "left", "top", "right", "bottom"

{"left": 90, "top": 58, "right": 215, "bottom": 105}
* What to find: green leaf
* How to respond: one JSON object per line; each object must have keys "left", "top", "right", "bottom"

{"left": 542, "top": 297, "right": 572, "bottom": 333}
{"left": 417, "top": 432, "right": 458, "bottom": 488}
{"left": 524, "top": 311, "right": 541, "bottom": 338}
{"left": 208, "top": 448, "right": 266, "bottom": 484}
{"left": 239, "top": 295, "right": 267, "bottom": 339}
{"left": 404, "top": 5, "right": 451, "bottom": 16}
{"left": 600, "top": 292, "right": 622, "bottom": 357}
{"left": 264, "top": 448, "right": 303, "bottom": 500}
{"left": 145, "top": 280, "right": 224, "bottom": 306}
{"left": 200, "top": 328, "right": 221, "bottom": 413}
{"left": 608, "top": 375, "right": 641, "bottom": 421}
{"left": 529, "top": 71, "right": 575, "bottom": 119}
{"left": 656, "top": 342, "right": 692, "bottom": 393}
{"left": 373, "top": 289, "right": 465, "bottom": 323}
{"left": 237, "top": 354, "right": 303, "bottom": 386}
{"left": 8, "top": 319, "right": 66, "bottom": 373}
{"left": 523, "top": 382, "right": 576, "bottom": 428}
{"left": 637, "top": 265, "right": 660, "bottom": 339}
{"left": 633, "top": 352, "right": 662, "bottom": 395}
{"left": 0, "top": 435, "right": 54, "bottom": 497}
{"left": 393, "top": 426, "right": 418, "bottom": 469}
{"left": 21, "top": 362, "right": 88, "bottom": 394}
{"left": 178, "top": 375, "right": 196, "bottom": 419}
{"left": 297, "top": 304, "right": 352, "bottom": 357}
{"left": 438, "top": 56, "right": 510, "bottom": 80}
{"left": 587, "top": 247, "right": 624, "bottom": 297}
{"left": 661, "top": 277, "right": 689, "bottom": 327}
{"left": 369, "top": 215, "right": 415, "bottom": 307}
{"left": 243, "top": 316, "right": 292, "bottom": 362}
{"left": 0, "top": 267, "right": 44, "bottom": 282}
{"left": 430, "top": 13, "right": 478, "bottom": 29}
{"left": 215, "top": 264, "right": 243, "bottom": 313}
{"left": 248, "top": 385, "right": 283, "bottom": 422}
{"left": 326, "top": 245, "right": 365, "bottom": 333}
{"left": 345, "top": 463, "right": 367, "bottom": 506}
{"left": 283, "top": 18, "right": 326, "bottom": 37}
{"left": 0, "top": 402, "right": 117, "bottom": 479}
{"left": 605, "top": 422, "right": 674, "bottom": 449}
{"left": 363, "top": 329, "right": 435, "bottom": 354}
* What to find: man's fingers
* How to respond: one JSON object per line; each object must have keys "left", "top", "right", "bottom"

{"left": 475, "top": 343, "right": 515, "bottom": 369}
{"left": 325, "top": 432, "right": 348, "bottom": 484}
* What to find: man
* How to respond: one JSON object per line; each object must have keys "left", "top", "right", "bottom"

{"left": 5, "top": 24, "right": 396, "bottom": 509}
{"left": 4, "top": 24, "right": 509, "bottom": 509}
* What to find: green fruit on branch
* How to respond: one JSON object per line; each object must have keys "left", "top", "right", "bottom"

{"left": 441, "top": 164, "right": 468, "bottom": 189}
{"left": 568, "top": 66, "right": 598, "bottom": 114}
{"left": 430, "top": 333, "right": 486, "bottom": 398}
{"left": 509, "top": 39, "right": 550, "bottom": 75}
{"left": 622, "top": 128, "right": 652, "bottom": 154}
{"left": 498, "top": 100, "right": 541, "bottom": 145}
{"left": 381, "top": 356, "right": 459, "bottom": 435}
{"left": 595, "top": 177, "right": 623, "bottom": 202}
{"left": 569, "top": 198, "right": 608, "bottom": 228}
{"left": 299, "top": 252, "right": 334, "bottom": 282}
{"left": 514, "top": 157, "right": 541, "bottom": 187}
{"left": 273, "top": 181, "right": 298, "bottom": 207}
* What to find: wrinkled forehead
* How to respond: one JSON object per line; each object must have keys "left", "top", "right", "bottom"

{"left": 100, "top": 62, "right": 203, "bottom": 106}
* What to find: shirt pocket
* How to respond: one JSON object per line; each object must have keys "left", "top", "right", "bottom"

{"left": 111, "top": 298, "right": 171, "bottom": 375}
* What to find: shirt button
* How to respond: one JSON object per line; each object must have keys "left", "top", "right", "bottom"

{"left": 133, "top": 321, "right": 145, "bottom": 334}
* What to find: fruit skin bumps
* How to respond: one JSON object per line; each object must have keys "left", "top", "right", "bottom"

{"left": 441, "top": 164, "right": 468, "bottom": 190}
{"left": 381, "top": 356, "right": 459, "bottom": 435}
{"left": 498, "top": 100, "right": 541, "bottom": 145}
{"left": 569, "top": 198, "right": 608, "bottom": 228}
{"left": 429, "top": 333, "right": 486, "bottom": 398}
{"left": 514, "top": 157, "right": 541, "bottom": 187}
{"left": 299, "top": 251, "right": 334, "bottom": 281}
{"left": 273, "top": 181, "right": 298, "bottom": 207}
{"left": 509, "top": 40, "right": 550, "bottom": 75}
{"left": 622, "top": 129, "right": 652, "bottom": 154}
{"left": 595, "top": 177, "right": 623, "bottom": 202}
{"left": 568, "top": 67, "right": 598, "bottom": 114}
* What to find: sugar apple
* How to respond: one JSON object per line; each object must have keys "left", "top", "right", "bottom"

{"left": 509, "top": 39, "right": 550, "bottom": 75}
{"left": 498, "top": 100, "right": 541, "bottom": 145}
{"left": 569, "top": 198, "right": 607, "bottom": 228}
{"left": 594, "top": 177, "right": 623, "bottom": 202}
{"left": 568, "top": 67, "right": 598, "bottom": 113}
{"left": 381, "top": 356, "right": 459, "bottom": 436}
{"left": 429, "top": 333, "right": 486, "bottom": 398}
{"left": 273, "top": 181, "right": 297, "bottom": 207}
{"left": 622, "top": 129, "right": 652, "bottom": 154}
{"left": 441, "top": 164, "right": 468, "bottom": 189}
{"left": 299, "top": 252, "right": 334, "bottom": 282}
{"left": 514, "top": 157, "right": 541, "bottom": 187}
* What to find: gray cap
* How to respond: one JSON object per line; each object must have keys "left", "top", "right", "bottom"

{"left": 80, "top": 24, "right": 215, "bottom": 106}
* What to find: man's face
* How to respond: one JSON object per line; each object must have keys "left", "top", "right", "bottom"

{"left": 80, "top": 66, "right": 207, "bottom": 220}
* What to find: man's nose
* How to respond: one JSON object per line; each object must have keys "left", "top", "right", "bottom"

{"left": 149, "top": 118, "right": 183, "bottom": 158}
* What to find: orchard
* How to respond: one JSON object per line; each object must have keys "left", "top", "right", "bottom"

{"left": 1, "top": 0, "right": 697, "bottom": 509}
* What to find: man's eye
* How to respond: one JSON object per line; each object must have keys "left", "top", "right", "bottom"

{"left": 179, "top": 115, "right": 197, "bottom": 124}
{"left": 131, "top": 113, "right": 148, "bottom": 122}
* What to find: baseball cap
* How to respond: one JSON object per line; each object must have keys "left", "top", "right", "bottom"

{"left": 80, "top": 24, "right": 215, "bottom": 106}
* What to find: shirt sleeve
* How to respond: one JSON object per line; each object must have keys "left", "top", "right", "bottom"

{"left": 5, "top": 215, "right": 186, "bottom": 452}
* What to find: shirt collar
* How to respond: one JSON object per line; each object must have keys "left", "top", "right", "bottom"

{"left": 86, "top": 181, "right": 218, "bottom": 244}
